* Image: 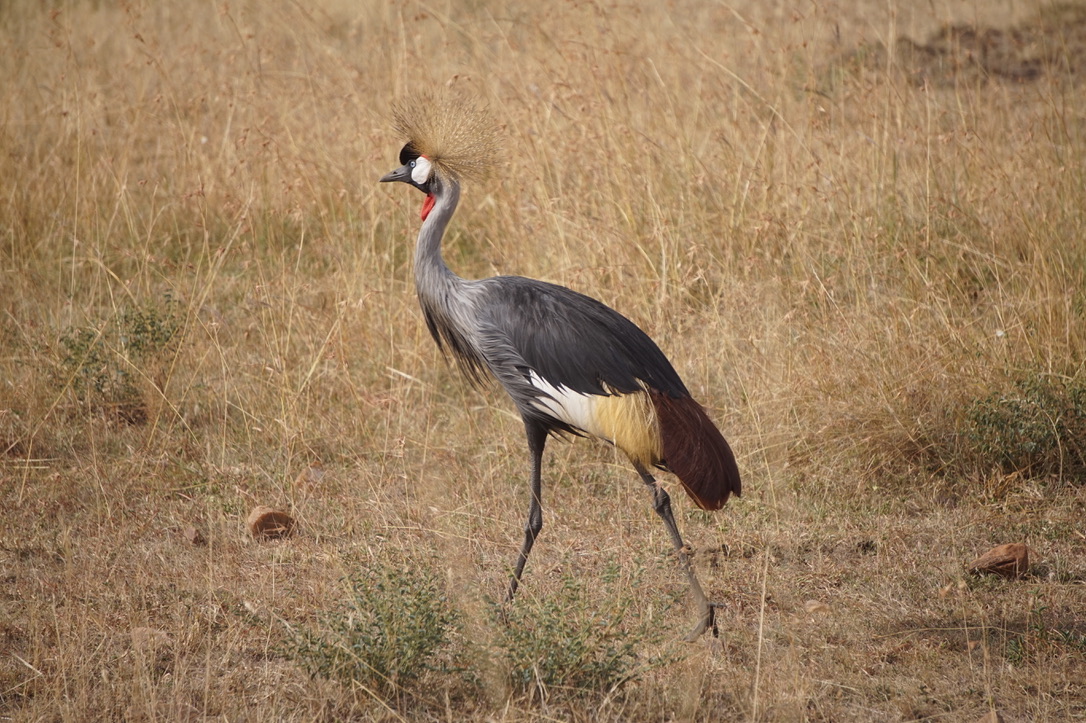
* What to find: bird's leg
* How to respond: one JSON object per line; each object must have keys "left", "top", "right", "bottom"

{"left": 507, "top": 420, "right": 547, "bottom": 602}
{"left": 633, "top": 462, "right": 719, "bottom": 641}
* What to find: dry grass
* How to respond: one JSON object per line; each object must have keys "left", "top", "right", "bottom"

{"left": 2, "top": 0, "right": 1085, "bottom": 720}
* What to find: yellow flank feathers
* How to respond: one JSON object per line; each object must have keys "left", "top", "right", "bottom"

{"left": 591, "top": 391, "right": 663, "bottom": 467}
{"left": 391, "top": 92, "right": 500, "bottom": 182}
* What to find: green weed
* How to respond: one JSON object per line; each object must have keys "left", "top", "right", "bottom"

{"left": 288, "top": 559, "right": 462, "bottom": 698}
{"left": 965, "top": 374, "right": 1086, "bottom": 480}
{"left": 496, "top": 563, "right": 647, "bottom": 699}
{"left": 55, "top": 295, "right": 182, "bottom": 424}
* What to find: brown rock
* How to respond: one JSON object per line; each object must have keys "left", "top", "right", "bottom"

{"left": 247, "top": 506, "right": 295, "bottom": 540}
{"left": 968, "top": 543, "right": 1029, "bottom": 579}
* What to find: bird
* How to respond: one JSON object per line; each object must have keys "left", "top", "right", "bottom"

{"left": 379, "top": 94, "right": 741, "bottom": 640}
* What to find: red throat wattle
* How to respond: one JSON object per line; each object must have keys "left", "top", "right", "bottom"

{"left": 420, "top": 194, "right": 436, "bottom": 221}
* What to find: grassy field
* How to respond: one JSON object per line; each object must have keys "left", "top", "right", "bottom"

{"left": 3, "top": 0, "right": 1086, "bottom": 720}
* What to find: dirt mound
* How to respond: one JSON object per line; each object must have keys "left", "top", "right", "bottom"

{"left": 850, "top": 3, "right": 1086, "bottom": 86}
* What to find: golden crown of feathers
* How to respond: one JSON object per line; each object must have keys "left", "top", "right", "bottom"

{"left": 391, "top": 93, "right": 500, "bottom": 182}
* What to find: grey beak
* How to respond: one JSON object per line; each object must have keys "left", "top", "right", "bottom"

{"left": 380, "top": 165, "right": 411, "bottom": 184}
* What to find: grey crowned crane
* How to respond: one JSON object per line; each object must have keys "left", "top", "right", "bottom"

{"left": 379, "top": 96, "right": 741, "bottom": 639}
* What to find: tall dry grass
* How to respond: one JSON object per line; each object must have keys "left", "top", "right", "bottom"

{"left": 2, "top": 0, "right": 1085, "bottom": 720}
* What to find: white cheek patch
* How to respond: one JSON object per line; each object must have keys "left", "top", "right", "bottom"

{"left": 411, "top": 156, "right": 433, "bottom": 185}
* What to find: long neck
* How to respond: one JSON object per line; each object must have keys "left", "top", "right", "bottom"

{"left": 414, "top": 174, "right": 462, "bottom": 293}
{"left": 412, "top": 173, "right": 489, "bottom": 380}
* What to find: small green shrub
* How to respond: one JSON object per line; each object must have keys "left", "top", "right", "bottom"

{"left": 965, "top": 374, "right": 1086, "bottom": 480}
{"left": 289, "top": 560, "right": 461, "bottom": 697}
{"left": 496, "top": 563, "right": 645, "bottom": 698}
{"left": 1005, "top": 634, "right": 1027, "bottom": 664}
{"left": 56, "top": 295, "right": 182, "bottom": 423}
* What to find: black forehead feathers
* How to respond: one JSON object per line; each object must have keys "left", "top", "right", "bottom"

{"left": 398, "top": 143, "right": 421, "bottom": 166}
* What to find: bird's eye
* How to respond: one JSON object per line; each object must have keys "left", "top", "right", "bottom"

{"left": 410, "top": 160, "right": 416, "bottom": 168}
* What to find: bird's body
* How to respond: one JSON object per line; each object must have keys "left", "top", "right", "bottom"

{"left": 381, "top": 96, "right": 740, "bottom": 639}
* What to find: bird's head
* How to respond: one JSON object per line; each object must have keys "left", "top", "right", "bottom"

{"left": 379, "top": 92, "right": 498, "bottom": 221}
{"left": 380, "top": 142, "right": 438, "bottom": 219}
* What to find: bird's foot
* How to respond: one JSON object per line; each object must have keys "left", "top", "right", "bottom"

{"left": 683, "top": 601, "right": 725, "bottom": 642}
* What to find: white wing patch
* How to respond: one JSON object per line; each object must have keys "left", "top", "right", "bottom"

{"left": 526, "top": 371, "right": 663, "bottom": 465}
{"left": 526, "top": 371, "right": 599, "bottom": 435}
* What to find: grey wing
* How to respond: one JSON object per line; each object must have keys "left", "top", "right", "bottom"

{"left": 474, "top": 276, "right": 690, "bottom": 405}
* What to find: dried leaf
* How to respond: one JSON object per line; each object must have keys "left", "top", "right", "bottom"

{"left": 247, "top": 506, "right": 295, "bottom": 540}
{"left": 968, "top": 543, "right": 1029, "bottom": 579}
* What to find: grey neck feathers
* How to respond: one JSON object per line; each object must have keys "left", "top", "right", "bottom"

{"left": 414, "top": 174, "right": 462, "bottom": 293}
{"left": 412, "top": 174, "right": 489, "bottom": 381}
